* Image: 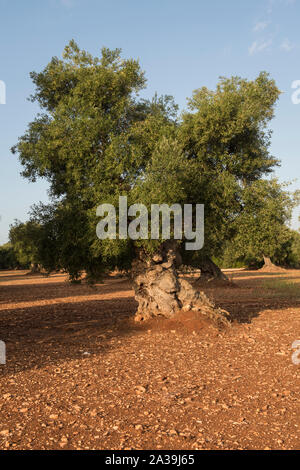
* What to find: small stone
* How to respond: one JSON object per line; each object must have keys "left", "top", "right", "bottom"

{"left": 60, "top": 437, "right": 68, "bottom": 448}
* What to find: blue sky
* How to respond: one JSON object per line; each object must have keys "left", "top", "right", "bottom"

{"left": 0, "top": 0, "right": 300, "bottom": 243}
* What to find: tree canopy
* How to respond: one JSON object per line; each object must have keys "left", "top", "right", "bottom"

{"left": 12, "top": 41, "right": 293, "bottom": 284}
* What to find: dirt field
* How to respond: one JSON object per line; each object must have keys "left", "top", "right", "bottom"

{"left": 0, "top": 269, "right": 299, "bottom": 450}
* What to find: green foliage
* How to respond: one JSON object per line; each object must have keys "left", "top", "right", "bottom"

{"left": 12, "top": 41, "right": 146, "bottom": 201}
{"left": 12, "top": 41, "right": 180, "bottom": 279}
{"left": 181, "top": 73, "right": 280, "bottom": 182}
{"left": 288, "top": 230, "right": 300, "bottom": 267}
{"left": 231, "top": 179, "right": 299, "bottom": 265}
{"left": 12, "top": 41, "right": 288, "bottom": 279}
{"left": 30, "top": 202, "right": 105, "bottom": 282}
{"left": 180, "top": 72, "right": 281, "bottom": 262}
{"left": 216, "top": 180, "right": 300, "bottom": 268}
{"left": 0, "top": 243, "right": 19, "bottom": 269}
{"left": 9, "top": 220, "right": 43, "bottom": 268}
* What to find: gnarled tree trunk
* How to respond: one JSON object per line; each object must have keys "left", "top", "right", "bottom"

{"left": 132, "top": 241, "right": 230, "bottom": 327}
{"left": 263, "top": 256, "right": 275, "bottom": 268}
{"left": 259, "top": 255, "right": 285, "bottom": 272}
{"left": 197, "top": 256, "right": 228, "bottom": 282}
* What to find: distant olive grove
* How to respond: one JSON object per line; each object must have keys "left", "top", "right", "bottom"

{"left": 215, "top": 228, "right": 300, "bottom": 270}
{"left": 2, "top": 227, "right": 300, "bottom": 272}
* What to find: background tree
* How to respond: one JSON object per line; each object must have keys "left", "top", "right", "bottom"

{"left": 0, "top": 243, "right": 19, "bottom": 270}
{"left": 288, "top": 230, "right": 300, "bottom": 267}
{"left": 224, "top": 179, "right": 300, "bottom": 270}
{"left": 9, "top": 220, "right": 43, "bottom": 272}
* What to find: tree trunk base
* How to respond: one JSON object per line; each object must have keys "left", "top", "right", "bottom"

{"left": 258, "top": 256, "right": 286, "bottom": 273}
{"left": 26, "top": 263, "right": 41, "bottom": 275}
{"left": 132, "top": 242, "right": 230, "bottom": 328}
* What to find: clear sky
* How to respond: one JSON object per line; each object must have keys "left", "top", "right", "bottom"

{"left": 0, "top": 0, "right": 300, "bottom": 243}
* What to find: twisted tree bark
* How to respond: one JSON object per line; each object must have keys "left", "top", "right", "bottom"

{"left": 132, "top": 241, "right": 230, "bottom": 327}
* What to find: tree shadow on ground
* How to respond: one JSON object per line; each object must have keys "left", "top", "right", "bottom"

{"left": 1, "top": 271, "right": 300, "bottom": 375}
{"left": 0, "top": 295, "right": 139, "bottom": 376}
{"left": 0, "top": 271, "right": 139, "bottom": 376}
{"left": 0, "top": 277, "right": 132, "bottom": 304}
{"left": 193, "top": 269, "right": 300, "bottom": 324}
{"left": 221, "top": 297, "right": 300, "bottom": 323}
{"left": 230, "top": 270, "right": 300, "bottom": 279}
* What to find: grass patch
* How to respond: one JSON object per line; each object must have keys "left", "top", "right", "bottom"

{"left": 261, "top": 278, "right": 300, "bottom": 298}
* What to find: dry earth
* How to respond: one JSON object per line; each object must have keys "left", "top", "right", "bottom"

{"left": 0, "top": 269, "right": 299, "bottom": 450}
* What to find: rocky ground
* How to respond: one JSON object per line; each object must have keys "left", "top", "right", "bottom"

{"left": 0, "top": 269, "right": 299, "bottom": 450}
